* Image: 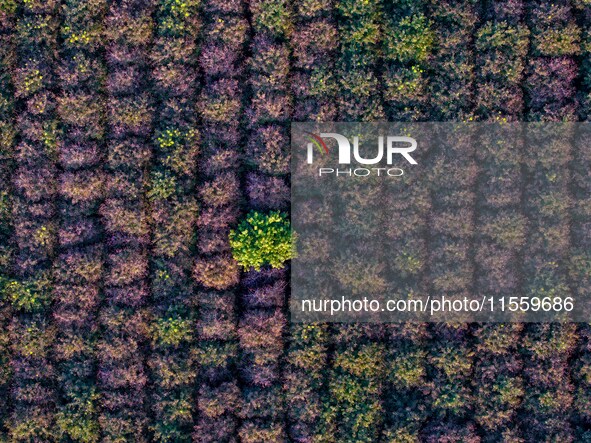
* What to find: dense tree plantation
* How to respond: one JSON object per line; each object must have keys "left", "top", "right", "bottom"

{"left": 0, "top": 0, "right": 591, "bottom": 441}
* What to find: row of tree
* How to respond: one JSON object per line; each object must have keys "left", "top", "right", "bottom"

{"left": 194, "top": 0, "right": 244, "bottom": 440}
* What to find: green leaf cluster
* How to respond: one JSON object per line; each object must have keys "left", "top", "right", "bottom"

{"left": 229, "top": 210, "right": 296, "bottom": 271}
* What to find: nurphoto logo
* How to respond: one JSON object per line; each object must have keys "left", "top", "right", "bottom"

{"left": 304, "top": 131, "right": 418, "bottom": 177}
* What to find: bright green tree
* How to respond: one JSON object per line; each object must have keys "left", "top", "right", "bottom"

{"left": 229, "top": 210, "right": 296, "bottom": 270}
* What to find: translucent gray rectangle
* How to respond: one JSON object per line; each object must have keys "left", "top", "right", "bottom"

{"left": 290, "top": 122, "right": 590, "bottom": 322}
